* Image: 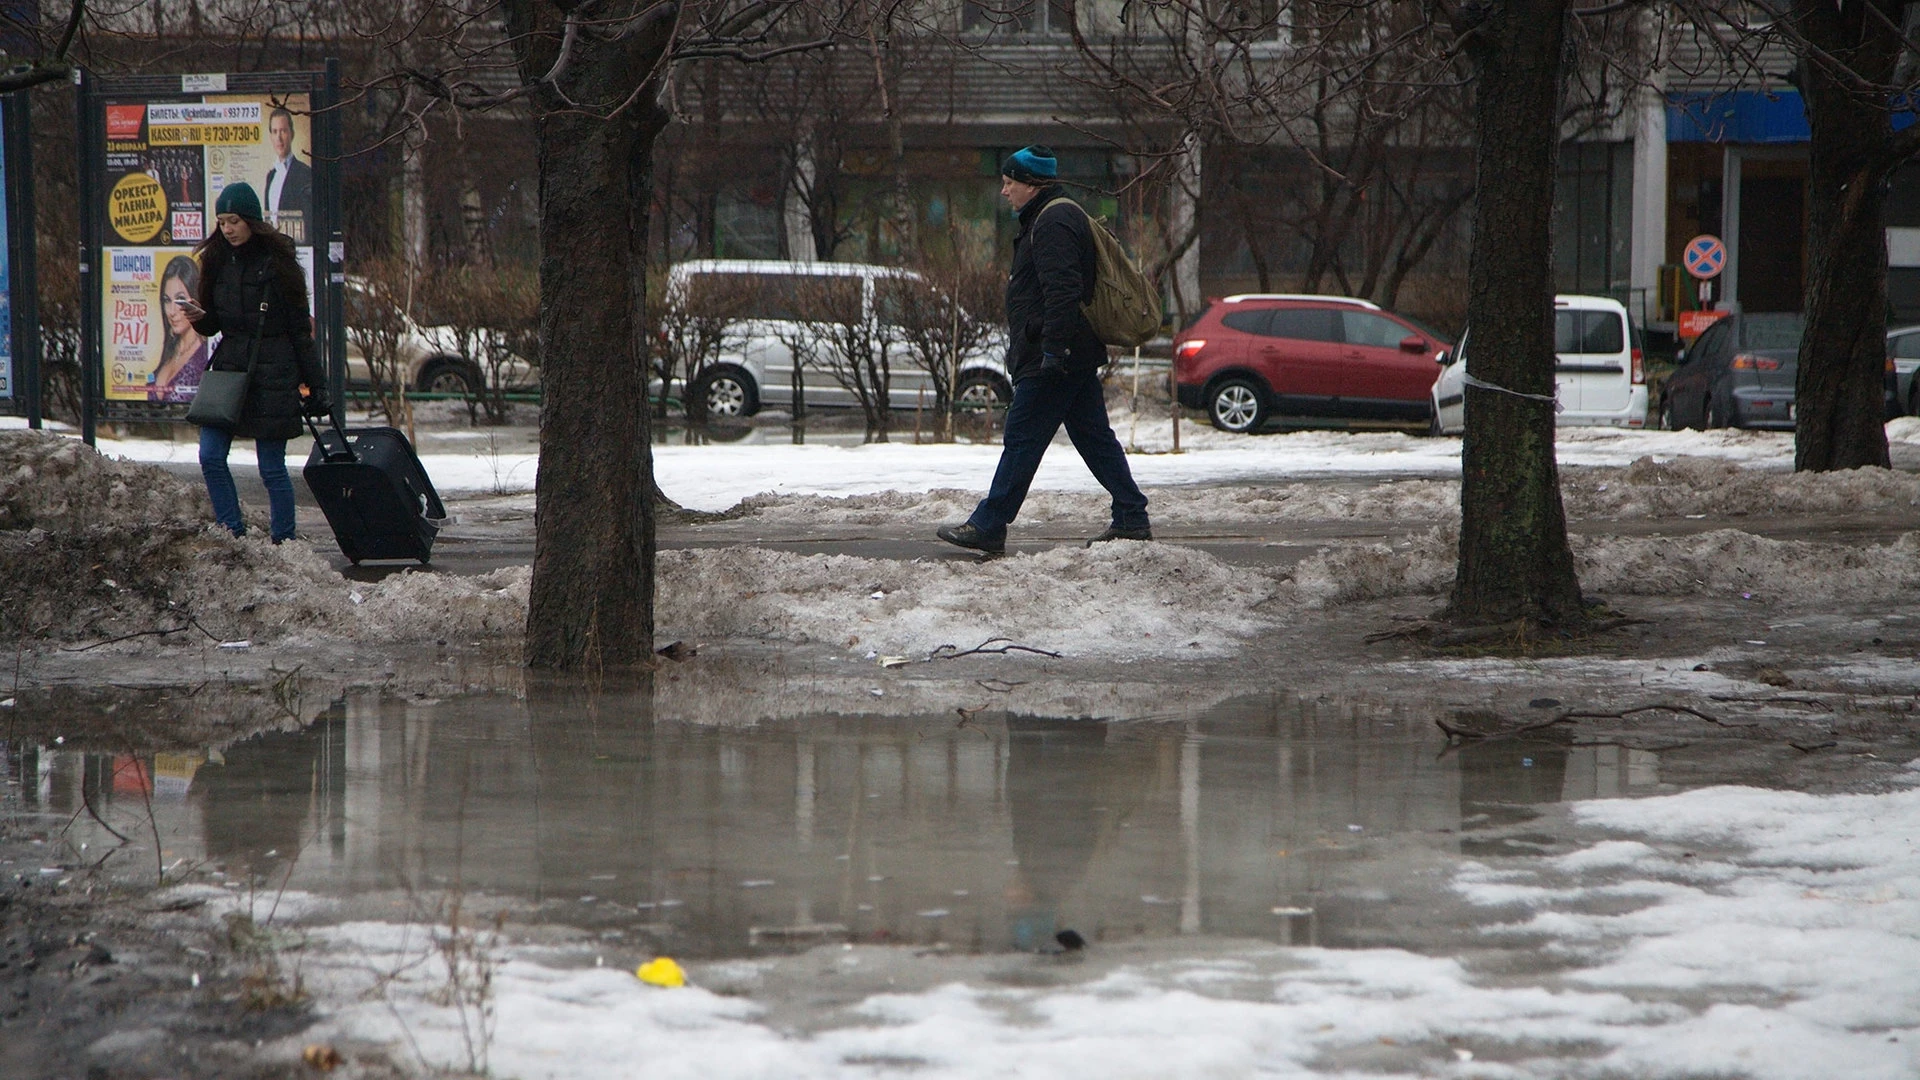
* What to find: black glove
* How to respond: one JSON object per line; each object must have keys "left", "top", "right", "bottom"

{"left": 302, "top": 392, "right": 332, "bottom": 418}
{"left": 1038, "top": 352, "right": 1070, "bottom": 378}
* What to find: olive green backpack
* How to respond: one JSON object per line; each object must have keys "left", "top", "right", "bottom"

{"left": 1043, "top": 197, "right": 1164, "bottom": 348}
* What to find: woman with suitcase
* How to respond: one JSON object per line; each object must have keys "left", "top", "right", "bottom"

{"left": 176, "top": 182, "right": 329, "bottom": 542}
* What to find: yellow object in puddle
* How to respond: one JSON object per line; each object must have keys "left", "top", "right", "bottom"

{"left": 636, "top": 957, "right": 687, "bottom": 988}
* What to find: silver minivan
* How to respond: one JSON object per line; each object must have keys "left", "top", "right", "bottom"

{"left": 667, "top": 260, "right": 1010, "bottom": 418}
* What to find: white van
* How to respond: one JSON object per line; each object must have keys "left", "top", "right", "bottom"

{"left": 665, "top": 260, "right": 1010, "bottom": 418}
{"left": 1430, "top": 294, "right": 1647, "bottom": 435}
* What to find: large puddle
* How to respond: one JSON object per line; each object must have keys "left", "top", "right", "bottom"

{"left": 4, "top": 691, "right": 1662, "bottom": 958}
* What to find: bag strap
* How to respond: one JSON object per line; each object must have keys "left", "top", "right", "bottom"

{"left": 240, "top": 280, "right": 274, "bottom": 376}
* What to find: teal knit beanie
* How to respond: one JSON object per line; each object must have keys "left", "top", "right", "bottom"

{"left": 215, "top": 182, "right": 263, "bottom": 221}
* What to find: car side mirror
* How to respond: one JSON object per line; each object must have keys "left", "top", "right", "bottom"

{"left": 1400, "top": 335, "right": 1427, "bottom": 354}
{"left": 1434, "top": 349, "right": 1451, "bottom": 366}
{"left": 1674, "top": 347, "right": 1688, "bottom": 365}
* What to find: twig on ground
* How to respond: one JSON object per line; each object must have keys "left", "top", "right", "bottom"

{"left": 1708, "top": 694, "right": 1835, "bottom": 711}
{"left": 1435, "top": 713, "right": 1575, "bottom": 742}
{"left": 61, "top": 624, "right": 195, "bottom": 652}
{"left": 1562, "top": 704, "right": 1760, "bottom": 729}
{"left": 974, "top": 679, "right": 1026, "bottom": 693}
{"left": 929, "top": 638, "right": 1061, "bottom": 660}
{"left": 79, "top": 777, "right": 132, "bottom": 843}
{"left": 1789, "top": 740, "right": 1839, "bottom": 753}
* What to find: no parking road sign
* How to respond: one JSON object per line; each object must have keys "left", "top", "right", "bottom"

{"left": 1683, "top": 234, "right": 1726, "bottom": 280}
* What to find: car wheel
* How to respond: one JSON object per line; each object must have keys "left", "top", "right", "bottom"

{"left": 1207, "top": 377, "right": 1268, "bottom": 433}
{"left": 954, "top": 372, "right": 1011, "bottom": 413}
{"left": 1423, "top": 400, "right": 1443, "bottom": 437}
{"left": 690, "top": 365, "right": 759, "bottom": 419}
{"left": 1909, "top": 383, "right": 1920, "bottom": 418}
{"left": 1707, "top": 395, "right": 1733, "bottom": 429}
{"left": 1659, "top": 397, "right": 1677, "bottom": 431}
{"left": 419, "top": 358, "right": 480, "bottom": 396}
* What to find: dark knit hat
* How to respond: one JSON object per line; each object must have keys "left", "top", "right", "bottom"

{"left": 1001, "top": 145, "right": 1058, "bottom": 186}
{"left": 215, "top": 182, "right": 262, "bottom": 221}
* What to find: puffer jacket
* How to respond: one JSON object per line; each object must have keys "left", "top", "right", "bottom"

{"left": 1004, "top": 185, "right": 1106, "bottom": 383}
{"left": 191, "top": 239, "right": 324, "bottom": 441}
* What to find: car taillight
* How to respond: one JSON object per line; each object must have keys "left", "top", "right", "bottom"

{"left": 1175, "top": 339, "right": 1206, "bottom": 363}
{"left": 1729, "top": 353, "right": 1780, "bottom": 371}
{"left": 1630, "top": 347, "right": 1644, "bottom": 385}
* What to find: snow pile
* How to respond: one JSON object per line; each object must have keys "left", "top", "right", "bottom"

{"left": 656, "top": 541, "right": 1275, "bottom": 658}
{"left": 1579, "top": 528, "right": 1920, "bottom": 602}
{"left": 1564, "top": 456, "right": 1920, "bottom": 518}
{"left": 0, "top": 429, "right": 209, "bottom": 530}
{"left": 1887, "top": 416, "right": 1920, "bottom": 443}
{"left": 0, "top": 433, "right": 526, "bottom": 645}
{"left": 1282, "top": 525, "right": 1457, "bottom": 607}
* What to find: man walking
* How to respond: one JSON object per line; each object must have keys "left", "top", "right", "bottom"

{"left": 937, "top": 146, "right": 1151, "bottom": 555}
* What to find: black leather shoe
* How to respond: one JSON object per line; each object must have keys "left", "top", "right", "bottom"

{"left": 1085, "top": 526, "right": 1152, "bottom": 547}
{"left": 937, "top": 523, "right": 1005, "bottom": 554}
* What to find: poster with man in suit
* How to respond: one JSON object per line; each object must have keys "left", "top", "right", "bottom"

{"left": 261, "top": 106, "right": 311, "bottom": 241}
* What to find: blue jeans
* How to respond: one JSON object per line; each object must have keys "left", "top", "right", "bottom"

{"left": 967, "top": 369, "right": 1149, "bottom": 537}
{"left": 199, "top": 426, "right": 296, "bottom": 541}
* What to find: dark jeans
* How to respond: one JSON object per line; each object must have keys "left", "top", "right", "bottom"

{"left": 200, "top": 426, "right": 296, "bottom": 541}
{"left": 966, "top": 369, "right": 1149, "bottom": 538}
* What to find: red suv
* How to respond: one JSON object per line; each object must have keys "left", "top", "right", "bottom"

{"left": 1173, "top": 295, "right": 1451, "bottom": 433}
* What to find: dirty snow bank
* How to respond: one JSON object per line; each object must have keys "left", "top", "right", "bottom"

{"left": 0, "top": 431, "right": 526, "bottom": 645}
{"left": 723, "top": 456, "right": 1920, "bottom": 526}
{"left": 656, "top": 541, "right": 1280, "bottom": 659}
{"left": 0, "top": 428, "right": 209, "bottom": 530}
{"left": 290, "top": 781, "right": 1920, "bottom": 1079}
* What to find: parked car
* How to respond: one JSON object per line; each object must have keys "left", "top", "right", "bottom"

{"left": 1172, "top": 294, "right": 1450, "bottom": 433}
{"left": 1431, "top": 295, "right": 1648, "bottom": 435}
{"left": 1660, "top": 313, "right": 1799, "bottom": 430}
{"left": 665, "top": 260, "right": 1010, "bottom": 418}
{"left": 342, "top": 277, "right": 538, "bottom": 396}
{"left": 1887, "top": 325, "right": 1920, "bottom": 416}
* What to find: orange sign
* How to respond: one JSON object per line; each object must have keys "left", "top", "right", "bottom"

{"left": 1678, "top": 308, "right": 1731, "bottom": 342}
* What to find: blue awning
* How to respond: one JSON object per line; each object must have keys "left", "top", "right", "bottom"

{"left": 1667, "top": 88, "right": 1920, "bottom": 143}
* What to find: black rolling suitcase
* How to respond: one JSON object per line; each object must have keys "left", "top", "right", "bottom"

{"left": 302, "top": 416, "right": 446, "bottom": 564}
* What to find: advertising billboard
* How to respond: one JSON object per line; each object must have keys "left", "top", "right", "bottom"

{"left": 95, "top": 89, "right": 315, "bottom": 403}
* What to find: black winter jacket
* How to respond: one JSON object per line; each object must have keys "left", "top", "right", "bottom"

{"left": 191, "top": 239, "right": 325, "bottom": 441}
{"left": 1005, "top": 186, "right": 1107, "bottom": 383}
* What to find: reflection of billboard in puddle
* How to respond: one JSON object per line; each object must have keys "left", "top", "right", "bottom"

{"left": 19, "top": 694, "right": 1664, "bottom": 958}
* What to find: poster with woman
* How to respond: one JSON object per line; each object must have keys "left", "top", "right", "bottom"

{"left": 102, "top": 247, "right": 210, "bottom": 402}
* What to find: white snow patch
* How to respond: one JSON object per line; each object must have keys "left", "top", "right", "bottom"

{"left": 294, "top": 787, "right": 1920, "bottom": 1079}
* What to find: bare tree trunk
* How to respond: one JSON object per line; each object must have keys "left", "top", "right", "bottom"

{"left": 508, "top": 1, "right": 671, "bottom": 671}
{"left": 1446, "top": 0, "right": 1587, "bottom": 630}
{"left": 1793, "top": 0, "right": 1902, "bottom": 471}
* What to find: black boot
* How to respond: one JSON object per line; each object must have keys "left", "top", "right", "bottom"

{"left": 1085, "top": 525, "right": 1152, "bottom": 547}
{"left": 937, "top": 523, "right": 1005, "bottom": 554}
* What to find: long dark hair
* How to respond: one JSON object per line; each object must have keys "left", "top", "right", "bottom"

{"left": 158, "top": 255, "right": 200, "bottom": 360}
{"left": 193, "top": 215, "right": 309, "bottom": 314}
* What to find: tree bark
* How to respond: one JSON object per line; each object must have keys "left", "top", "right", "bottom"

{"left": 1792, "top": 0, "right": 1902, "bottom": 471}
{"left": 1446, "top": 0, "right": 1587, "bottom": 630}
{"left": 508, "top": 1, "right": 671, "bottom": 671}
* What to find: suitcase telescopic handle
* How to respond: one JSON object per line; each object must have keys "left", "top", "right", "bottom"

{"left": 305, "top": 413, "right": 357, "bottom": 463}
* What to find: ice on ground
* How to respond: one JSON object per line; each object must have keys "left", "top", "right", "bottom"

{"left": 290, "top": 783, "right": 1920, "bottom": 1079}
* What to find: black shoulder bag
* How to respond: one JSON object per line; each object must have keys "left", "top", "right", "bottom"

{"left": 185, "top": 283, "right": 273, "bottom": 431}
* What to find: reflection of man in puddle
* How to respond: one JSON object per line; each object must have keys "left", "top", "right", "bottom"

{"left": 1005, "top": 716, "right": 1109, "bottom": 950}
{"left": 1455, "top": 733, "right": 1570, "bottom": 857}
